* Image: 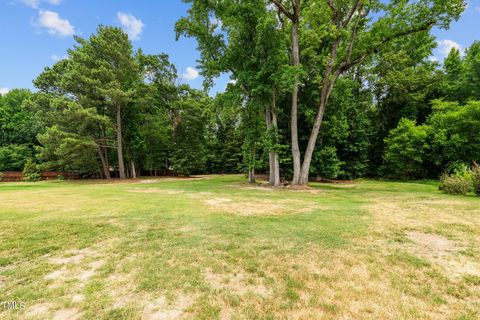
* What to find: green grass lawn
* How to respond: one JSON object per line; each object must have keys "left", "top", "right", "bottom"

{"left": 0, "top": 175, "right": 479, "bottom": 319}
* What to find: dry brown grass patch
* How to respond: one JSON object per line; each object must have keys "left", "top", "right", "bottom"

{"left": 406, "top": 231, "right": 480, "bottom": 278}
{"left": 128, "top": 188, "right": 183, "bottom": 195}
{"left": 204, "top": 268, "right": 271, "bottom": 297}
{"left": 202, "top": 197, "right": 315, "bottom": 216}
{"left": 142, "top": 293, "right": 196, "bottom": 320}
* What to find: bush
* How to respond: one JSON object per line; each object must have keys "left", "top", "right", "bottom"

{"left": 445, "top": 161, "right": 473, "bottom": 183}
{"left": 0, "top": 172, "right": 3, "bottom": 182}
{"left": 22, "top": 158, "right": 41, "bottom": 182}
{"left": 472, "top": 167, "right": 480, "bottom": 197}
{"left": 440, "top": 175, "right": 470, "bottom": 195}
{"left": 57, "top": 175, "right": 65, "bottom": 181}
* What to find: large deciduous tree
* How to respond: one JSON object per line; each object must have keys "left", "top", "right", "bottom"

{"left": 271, "top": 0, "right": 464, "bottom": 185}
{"left": 176, "top": 0, "right": 288, "bottom": 186}
{"left": 0, "top": 89, "right": 39, "bottom": 171}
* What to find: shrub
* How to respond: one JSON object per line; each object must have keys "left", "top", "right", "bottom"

{"left": 472, "top": 167, "right": 480, "bottom": 197}
{"left": 0, "top": 172, "right": 3, "bottom": 182}
{"left": 22, "top": 158, "right": 41, "bottom": 182}
{"left": 440, "top": 175, "right": 470, "bottom": 195}
{"left": 445, "top": 161, "right": 473, "bottom": 183}
{"left": 57, "top": 175, "right": 65, "bottom": 181}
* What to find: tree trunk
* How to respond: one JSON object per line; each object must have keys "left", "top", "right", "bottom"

{"left": 116, "top": 102, "right": 126, "bottom": 179}
{"left": 265, "top": 99, "right": 281, "bottom": 187}
{"left": 271, "top": 107, "right": 280, "bottom": 187}
{"left": 248, "top": 168, "right": 256, "bottom": 184}
{"left": 265, "top": 104, "right": 275, "bottom": 186}
{"left": 290, "top": 18, "right": 301, "bottom": 185}
{"left": 298, "top": 78, "right": 337, "bottom": 185}
{"left": 131, "top": 161, "right": 137, "bottom": 179}
{"left": 97, "top": 146, "right": 111, "bottom": 180}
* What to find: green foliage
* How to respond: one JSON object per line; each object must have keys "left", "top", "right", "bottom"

{"left": 445, "top": 161, "right": 473, "bottom": 183}
{"left": 440, "top": 175, "right": 470, "bottom": 195}
{"left": 170, "top": 90, "right": 210, "bottom": 176}
{"left": 383, "top": 119, "right": 430, "bottom": 179}
{"left": 0, "top": 144, "right": 32, "bottom": 171}
{"left": 313, "top": 146, "right": 343, "bottom": 179}
{"left": 429, "top": 100, "right": 480, "bottom": 167}
{"left": 22, "top": 158, "right": 41, "bottom": 182}
{"left": 0, "top": 89, "right": 39, "bottom": 171}
{"left": 472, "top": 166, "right": 480, "bottom": 197}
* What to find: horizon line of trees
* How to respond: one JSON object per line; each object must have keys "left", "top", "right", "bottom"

{"left": 1, "top": 0, "right": 479, "bottom": 185}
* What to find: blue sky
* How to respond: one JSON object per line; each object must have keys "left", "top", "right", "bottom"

{"left": 0, "top": 0, "right": 479, "bottom": 96}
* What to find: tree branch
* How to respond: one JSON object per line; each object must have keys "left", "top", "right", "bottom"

{"left": 339, "top": 20, "right": 436, "bottom": 73}
{"left": 270, "top": 0, "right": 295, "bottom": 21}
{"left": 342, "top": 0, "right": 361, "bottom": 28}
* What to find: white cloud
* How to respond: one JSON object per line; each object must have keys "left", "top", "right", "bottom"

{"left": 36, "top": 10, "right": 74, "bottom": 37}
{"left": 0, "top": 88, "right": 10, "bottom": 96}
{"left": 50, "top": 54, "right": 67, "bottom": 61}
{"left": 437, "top": 39, "right": 463, "bottom": 57}
{"left": 182, "top": 67, "right": 199, "bottom": 81}
{"left": 117, "top": 12, "right": 144, "bottom": 41}
{"left": 20, "top": 0, "right": 61, "bottom": 8}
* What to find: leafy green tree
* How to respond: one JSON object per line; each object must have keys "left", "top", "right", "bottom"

{"left": 205, "top": 92, "right": 243, "bottom": 174}
{"left": 0, "top": 144, "right": 32, "bottom": 171}
{"left": 429, "top": 100, "right": 480, "bottom": 168}
{"left": 0, "top": 89, "right": 39, "bottom": 171}
{"left": 383, "top": 118, "right": 431, "bottom": 179}
{"left": 271, "top": 0, "right": 464, "bottom": 185}
{"left": 176, "top": 0, "right": 289, "bottom": 186}
{"left": 170, "top": 88, "right": 210, "bottom": 176}
{"left": 463, "top": 41, "right": 480, "bottom": 100}
{"left": 22, "top": 158, "right": 41, "bottom": 182}
{"left": 442, "top": 47, "right": 465, "bottom": 102}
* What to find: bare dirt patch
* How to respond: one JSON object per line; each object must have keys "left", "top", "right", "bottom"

{"left": 44, "top": 268, "right": 67, "bottom": 281}
{"left": 77, "top": 259, "right": 105, "bottom": 282}
{"left": 143, "top": 293, "right": 195, "bottom": 320}
{"left": 242, "top": 186, "right": 275, "bottom": 192}
{"left": 52, "top": 308, "right": 80, "bottom": 320}
{"left": 71, "top": 294, "right": 85, "bottom": 303}
{"left": 204, "top": 198, "right": 233, "bottom": 205}
{"left": 204, "top": 269, "right": 270, "bottom": 297}
{"left": 25, "top": 303, "right": 51, "bottom": 318}
{"left": 406, "top": 231, "right": 480, "bottom": 278}
{"left": 48, "top": 248, "right": 98, "bottom": 265}
{"left": 128, "top": 188, "right": 183, "bottom": 195}
{"left": 286, "top": 186, "right": 323, "bottom": 194}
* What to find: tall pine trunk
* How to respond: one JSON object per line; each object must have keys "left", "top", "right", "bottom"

{"left": 97, "top": 146, "right": 111, "bottom": 180}
{"left": 131, "top": 161, "right": 137, "bottom": 179}
{"left": 116, "top": 102, "right": 126, "bottom": 179}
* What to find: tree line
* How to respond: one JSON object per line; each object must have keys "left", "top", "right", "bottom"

{"left": 1, "top": 0, "right": 479, "bottom": 185}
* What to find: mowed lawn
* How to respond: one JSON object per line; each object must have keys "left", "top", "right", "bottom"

{"left": 0, "top": 175, "right": 479, "bottom": 320}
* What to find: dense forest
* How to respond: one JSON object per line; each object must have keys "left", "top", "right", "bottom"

{"left": 1, "top": 0, "right": 479, "bottom": 189}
